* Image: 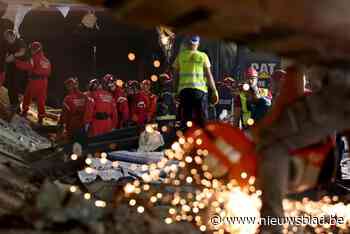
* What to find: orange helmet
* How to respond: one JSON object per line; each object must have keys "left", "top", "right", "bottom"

{"left": 245, "top": 67, "right": 258, "bottom": 78}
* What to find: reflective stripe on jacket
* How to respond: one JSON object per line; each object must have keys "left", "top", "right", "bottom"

{"left": 177, "top": 50, "right": 208, "bottom": 93}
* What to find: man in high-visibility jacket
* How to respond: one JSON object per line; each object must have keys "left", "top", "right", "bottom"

{"left": 233, "top": 67, "right": 272, "bottom": 129}
{"left": 173, "top": 36, "right": 219, "bottom": 128}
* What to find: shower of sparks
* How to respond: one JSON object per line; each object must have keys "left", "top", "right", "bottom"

{"left": 68, "top": 125, "right": 350, "bottom": 234}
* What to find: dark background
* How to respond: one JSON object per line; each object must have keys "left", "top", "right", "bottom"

{"left": 1, "top": 3, "right": 279, "bottom": 108}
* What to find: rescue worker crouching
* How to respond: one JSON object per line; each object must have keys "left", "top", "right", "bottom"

{"left": 16, "top": 41, "right": 51, "bottom": 124}
{"left": 59, "top": 77, "right": 88, "bottom": 142}
{"left": 84, "top": 79, "right": 117, "bottom": 137}
{"left": 233, "top": 67, "right": 271, "bottom": 129}
{"left": 102, "top": 74, "right": 129, "bottom": 128}
{"left": 141, "top": 79, "right": 158, "bottom": 123}
{"left": 173, "top": 36, "right": 219, "bottom": 129}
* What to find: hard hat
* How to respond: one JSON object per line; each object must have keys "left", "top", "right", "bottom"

{"left": 142, "top": 79, "right": 151, "bottom": 86}
{"left": 102, "top": 74, "right": 115, "bottom": 88}
{"left": 127, "top": 80, "right": 139, "bottom": 89}
{"left": 31, "top": 41, "right": 43, "bottom": 54}
{"left": 64, "top": 77, "right": 78, "bottom": 88}
{"left": 127, "top": 80, "right": 137, "bottom": 86}
{"left": 103, "top": 74, "right": 114, "bottom": 81}
{"left": 133, "top": 80, "right": 140, "bottom": 89}
{"left": 160, "top": 73, "right": 171, "bottom": 82}
{"left": 245, "top": 67, "right": 258, "bottom": 78}
{"left": 89, "top": 78, "right": 100, "bottom": 91}
{"left": 189, "top": 35, "right": 200, "bottom": 45}
{"left": 127, "top": 80, "right": 134, "bottom": 87}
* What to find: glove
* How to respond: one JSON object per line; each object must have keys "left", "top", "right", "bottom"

{"left": 210, "top": 89, "right": 219, "bottom": 105}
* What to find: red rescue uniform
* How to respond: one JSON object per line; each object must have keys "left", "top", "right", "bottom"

{"left": 130, "top": 91, "right": 148, "bottom": 125}
{"left": 113, "top": 86, "right": 129, "bottom": 128}
{"left": 84, "top": 90, "right": 117, "bottom": 137}
{"left": 146, "top": 92, "right": 158, "bottom": 122}
{"left": 60, "top": 90, "right": 88, "bottom": 140}
{"left": 16, "top": 51, "right": 51, "bottom": 121}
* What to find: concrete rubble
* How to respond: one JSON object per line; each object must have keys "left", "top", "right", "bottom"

{"left": 0, "top": 111, "right": 198, "bottom": 234}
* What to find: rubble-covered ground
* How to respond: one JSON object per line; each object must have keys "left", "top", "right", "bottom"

{"left": 0, "top": 97, "right": 199, "bottom": 234}
{"left": 0, "top": 172, "right": 200, "bottom": 234}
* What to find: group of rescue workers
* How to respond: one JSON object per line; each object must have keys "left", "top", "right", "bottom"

{"left": 59, "top": 74, "right": 158, "bottom": 141}
{"left": 0, "top": 29, "right": 160, "bottom": 142}
{"left": 0, "top": 29, "right": 277, "bottom": 140}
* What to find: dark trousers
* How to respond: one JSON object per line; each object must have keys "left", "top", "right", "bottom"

{"left": 4, "top": 64, "right": 27, "bottom": 109}
{"left": 179, "top": 88, "right": 208, "bottom": 129}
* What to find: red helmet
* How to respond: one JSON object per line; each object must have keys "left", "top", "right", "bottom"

{"left": 102, "top": 74, "right": 114, "bottom": 83}
{"left": 64, "top": 77, "right": 78, "bottom": 88}
{"left": 127, "top": 80, "right": 135, "bottom": 87}
{"left": 160, "top": 73, "right": 172, "bottom": 82}
{"left": 245, "top": 67, "right": 258, "bottom": 78}
{"left": 31, "top": 41, "right": 42, "bottom": 54}
{"left": 102, "top": 74, "right": 115, "bottom": 89}
{"left": 89, "top": 78, "right": 100, "bottom": 91}
{"left": 142, "top": 79, "right": 151, "bottom": 86}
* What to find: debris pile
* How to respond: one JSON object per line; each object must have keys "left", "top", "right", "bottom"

{"left": 0, "top": 115, "right": 51, "bottom": 157}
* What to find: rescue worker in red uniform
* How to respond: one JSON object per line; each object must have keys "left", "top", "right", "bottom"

{"left": 128, "top": 81, "right": 149, "bottom": 126}
{"left": 102, "top": 74, "right": 129, "bottom": 128}
{"left": 59, "top": 77, "right": 88, "bottom": 141}
{"left": 141, "top": 79, "right": 158, "bottom": 123}
{"left": 15, "top": 41, "right": 51, "bottom": 124}
{"left": 84, "top": 79, "right": 117, "bottom": 137}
